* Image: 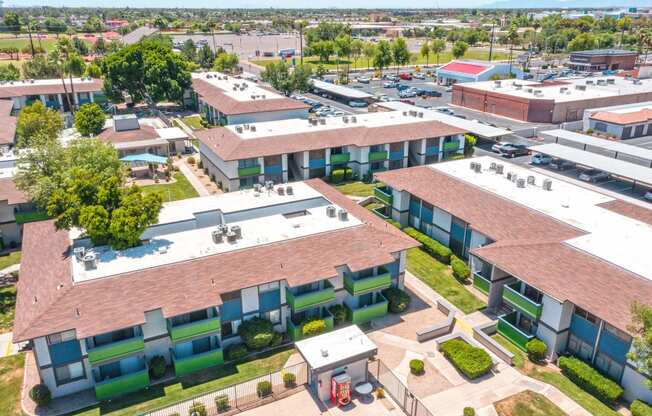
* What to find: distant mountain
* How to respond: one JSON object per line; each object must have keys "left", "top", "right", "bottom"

{"left": 481, "top": 0, "right": 650, "bottom": 8}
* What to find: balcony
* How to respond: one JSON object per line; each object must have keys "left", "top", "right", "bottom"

{"left": 369, "top": 150, "right": 388, "bottom": 161}
{"left": 45, "top": 100, "right": 61, "bottom": 109}
{"left": 502, "top": 282, "right": 542, "bottom": 319}
{"left": 87, "top": 332, "right": 145, "bottom": 365}
{"left": 287, "top": 308, "right": 334, "bottom": 341}
{"left": 167, "top": 309, "right": 221, "bottom": 343}
{"left": 472, "top": 272, "right": 490, "bottom": 296}
{"left": 171, "top": 341, "right": 224, "bottom": 377}
{"left": 308, "top": 159, "right": 326, "bottom": 169}
{"left": 264, "top": 164, "right": 282, "bottom": 175}
{"left": 374, "top": 186, "right": 393, "bottom": 205}
{"left": 443, "top": 141, "right": 460, "bottom": 152}
{"left": 238, "top": 165, "right": 261, "bottom": 177}
{"left": 94, "top": 360, "right": 150, "bottom": 401}
{"left": 497, "top": 311, "right": 535, "bottom": 351}
{"left": 425, "top": 146, "right": 439, "bottom": 156}
{"left": 344, "top": 267, "right": 391, "bottom": 296}
{"left": 389, "top": 151, "right": 404, "bottom": 161}
{"left": 286, "top": 280, "right": 335, "bottom": 312}
{"left": 330, "top": 152, "right": 350, "bottom": 164}
{"left": 346, "top": 294, "right": 388, "bottom": 325}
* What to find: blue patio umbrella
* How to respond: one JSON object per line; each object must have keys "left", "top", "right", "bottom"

{"left": 119, "top": 153, "right": 168, "bottom": 164}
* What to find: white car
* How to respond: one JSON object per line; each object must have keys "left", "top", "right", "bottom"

{"left": 357, "top": 76, "right": 371, "bottom": 84}
{"left": 531, "top": 154, "right": 552, "bottom": 165}
{"left": 644, "top": 190, "right": 652, "bottom": 202}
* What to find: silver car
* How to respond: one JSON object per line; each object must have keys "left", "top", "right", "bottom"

{"left": 578, "top": 169, "right": 610, "bottom": 183}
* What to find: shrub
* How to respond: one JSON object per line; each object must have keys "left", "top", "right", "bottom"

{"left": 409, "top": 359, "right": 425, "bottom": 375}
{"left": 386, "top": 218, "right": 401, "bottom": 229}
{"left": 188, "top": 402, "right": 206, "bottom": 416}
{"left": 187, "top": 156, "right": 196, "bottom": 165}
{"left": 382, "top": 287, "right": 411, "bottom": 313}
{"left": 283, "top": 372, "right": 296, "bottom": 387}
{"left": 440, "top": 339, "right": 492, "bottom": 380}
{"left": 215, "top": 394, "right": 230, "bottom": 412}
{"left": 29, "top": 383, "right": 51, "bottom": 406}
{"left": 270, "top": 331, "right": 283, "bottom": 347}
{"left": 558, "top": 356, "right": 623, "bottom": 404}
{"left": 329, "top": 304, "right": 348, "bottom": 326}
{"left": 74, "top": 103, "right": 106, "bottom": 136}
{"left": 525, "top": 339, "right": 547, "bottom": 362}
{"left": 238, "top": 317, "right": 274, "bottom": 349}
{"left": 375, "top": 387, "right": 385, "bottom": 399}
{"left": 463, "top": 407, "right": 475, "bottom": 416}
{"left": 403, "top": 227, "right": 452, "bottom": 264}
{"left": 330, "top": 168, "right": 346, "bottom": 183}
{"left": 632, "top": 400, "right": 652, "bottom": 416}
{"left": 149, "top": 355, "right": 167, "bottom": 379}
{"left": 451, "top": 255, "right": 470, "bottom": 282}
{"left": 257, "top": 380, "right": 272, "bottom": 397}
{"left": 225, "top": 343, "right": 248, "bottom": 361}
{"left": 302, "top": 318, "right": 326, "bottom": 337}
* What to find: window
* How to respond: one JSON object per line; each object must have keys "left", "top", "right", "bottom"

{"left": 47, "top": 330, "right": 76, "bottom": 345}
{"left": 568, "top": 334, "right": 593, "bottom": 361}
{"left": 221, "top": 319, "right": 241, "bottom": 338}
{"left": 370, "top": 145, "right": 384, "bottom": 153}
{"left": 389, "top": 160, "right": 403, "bottom": 170}
{"left": 574, "top": 307, "right": 599, "bottom": 325}
{"left": 221, "top": 290, "right": 241, "bottom": 302}
{"left": 593, "top": 122, "right": 607, "bottom": 132}
{"left": 238, "top": 158, "right": 258, "bottom": 168}
{"left": 265, "top": 309, "right": 281, "bottom": 325}
{"left": 595, "top": 352, "right": 624, "bottom": 381}
{"left": 370, "top": 162, "right": 384, "bottom": 171}
{"left": 54, "top": 361, "right": 84, "bottom": 385}
{"left": 259, "top": 282, "right": 279, "bottom": 293}
{"left": 604, "top": 323, "right": 630, "bottom": 343}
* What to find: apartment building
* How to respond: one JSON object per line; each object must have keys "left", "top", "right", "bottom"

{"left": 13, "top": 180, "right": 416, "bottom": 401}
{"left": 0, "top": 178, "right": 30, "bottom": 247}
{"left": 196, "top": 110, "right": 466, "bottom": 191}
{"left": 1, "top": 77, "right": 106, "bottom": 114}
{"left": 97, "top": 115, "right": 190, "bottom": 157}
{"left": 376, "top": 156, "right": 652, "bottom": 404}
{"left": 583, "top": 101, "right": 652, "bottom": 139}
{"left": 189, "top": 72, "right": 310, "bottom": 125}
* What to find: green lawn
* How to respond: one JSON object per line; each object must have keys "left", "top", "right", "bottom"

{"left": 334, "top": 181, "right": 377, "bottom": 197}
{"left": 491, "top": 334, "right": 620, "bottom": 416}
{"left": 0, "top": 38, "right": 91, "bottom": 53}
{"left": 0, "top": 353, "right": 24, "bottom": 416}
{"left": 406, "top": 248, "right": 485, "bottom": 314}
{"left": 70, "top": 348, "right": 294, "bottom": 416}
{"left": 14, "top": 211, "right": 50, "bottom": 225}
{"left": 141, "top": 172, "right": 199, "bottom": 202}
{"left": 0, "top": 286, "right": 16, "bottom": 334}
{"left": 0, "top": 251, "right": 20, "bottom": 270}
{"left": 251, "top": 49, "right": 511, "bottom": 71}
{"left": 494, "top": 390, "right": 567, "bottom": 416}
{"left": 181, "top": 115, "right": 203, "bottom": 130}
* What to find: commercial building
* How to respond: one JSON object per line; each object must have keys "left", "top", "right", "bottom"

{"left": 375, "top": 156, "right": 652, "bottom": 403}
{"left": 583, "top": 101, "right": 652, "bottom": 139}
{"left": 196, "top": 110, "right": 466, "bottom": 191}
{"left": 568, "top": 49, "right": 638, "bottom": 72}
{"left": 13, "top": 180, "right": 416, "bottom": 401}
{"left": 436, "top": 60, "right": 517, "bottom": 85}
{"left": 0, "top": 77, "right": 106, "bottom": 114}
{"left": 190, "top": 72, "right": 310, "bottom": 125}
{"left": 452, "top": 76, "right": 652, "bottom": 123}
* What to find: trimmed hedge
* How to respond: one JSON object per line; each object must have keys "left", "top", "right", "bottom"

{"left": 525, "top": 338, "right": 547, "bottom": 362}
{"left": 188, "top": 402, "right": 207, "bottom": 416}
{"left": 632, "top": 400, "right": 652, "bottom": 416}
{"left": 329, "top": 304, "right": 348, "bottom": 326}
{"left": 382, "top": 287, "right": 411, "bottom": 313}
{"left": 29, "top": 383, "right": 51, "bottom": 406}
{"left": 302, "top": 318, "right": 327, "bottom": 337}
{"left": 257, "top": 381, "right": 272, "bottom": 397}
{"left": 440, "top": 339, "right": 492, "bottom": 380}
{"left": 149, "top": 355, "right": 166, "bottom": 379}
{"left": 283, "top": 372, "right": 297, "bottom": 387}
{"left": 463, "top": 408, "right": 475, "bottom": 416}
{"left": 451, "top": 255, "right": 470, "bottom": 282}
{"left": 403, "top": 227, "right": 452, "bottom": 264}
{"left": 330, "top": 167, "right": 353, "bottom": 183}
{"left": 558, "top": 356, "right": 624, "bottom": 404}
{"left": 270, "top": 331, "right": 283, "bottom": 347}
{"left": 409, "top": 359, "right": 425, "bottom": 375}
{"left": 225, "top": 343, "right": 248, "bottom": 361}
{"left": 386, "top": 218, "right": 402, "bottom": 229}
{"left": 215, "top": 394, "right": 230, "bottom": 413}
{"left": 238, "top": 317, "right": 274, "bottom": 349}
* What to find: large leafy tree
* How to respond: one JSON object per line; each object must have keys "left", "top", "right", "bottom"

{"left": 75, "top": 103, "right": 106, "bottom": 136}
{"left": 261, "top": 61, "right": 312, "bottom": 96}
{"left": 452, "top": 41, "right": 469, "bottom": 60}
{"left": 391, "top": 38, "right": 410, "bottom": 74}
{"left": 430, "top": 39, "right": 446, "bottom": 65}
{"left": 21, "top": 54, "right": 59, "bottom": 79}
{"left": 373, "top": 40, "right": 393, "bottom": 75}
{"left": 16, "top": 101, "right": 64, "bottom": 148}
{"left": 213, "top": 52, "right": 239, "bottom": 73}
{"left": 102, "top": 37, "right": 192, "bottom": 104}
{"left": 628, "top": 302, "right": 652, "bottom": 390}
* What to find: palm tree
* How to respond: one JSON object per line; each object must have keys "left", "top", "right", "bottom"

{"left": 363, "top": 42, "right": 376, "bottom": 70}
{"left": 430, "top": 39, "right": 446, "bottom": 66}
{"left": 54, "top": 39, "right": 83, "bottom": 115}
{"left": 420, "top": 41, "right": 431, "bottom": 68}
{"left": 293, "top": 20, "right": 308, "bottom": 65}
{"left": 49, "top": 48, "right": 73, "bottom": 113}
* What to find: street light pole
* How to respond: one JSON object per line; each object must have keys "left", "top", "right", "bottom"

{"left": 488, "top": 21, "right": 495, "bottom": 62}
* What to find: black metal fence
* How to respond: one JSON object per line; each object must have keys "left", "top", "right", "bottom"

{"left": 368, "top": 359, "right": 435, "bottom": 416}
{"left": 143, "top": 361, "right": 307, "bottom": 416}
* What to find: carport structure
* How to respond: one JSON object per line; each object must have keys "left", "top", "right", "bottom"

{"left": 529, "top": 143, "right": 652, "bottom": 188}
{"left": 541, "top": 129, "right": 652, "bottom": 168}
{"left": 311, "top": 79, "right": 374, "bottom": 104}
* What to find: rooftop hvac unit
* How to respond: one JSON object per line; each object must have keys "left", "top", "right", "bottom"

{"left": 575, "top": 85, "right": 586, "bottom": 91}
{"left": 515, "top": 84, "right": 522, "bottom": 90}
{"left": 338, "top": 209, "right": 348, "bottom": 221}
{"left": 511, "top": 173, "right": 518, "bottom": 183}
{"left": 470, "top": 161, "right": 477, "bottom": 170}
{"left": 351, "top": 116, "right": 357, "bottom": 123}
{"left": 254, "top": 183, "right": 263, "bottom": 192}
{"left": 343, "top": 116, "right": 349, "bottom": 123}
{"left": 261, "top": 95, "right": 266, "bottom": 99}
{"left": 236, "top": 126, "right": 243, "bottom": 133}
{"left": 250, "top": 94, "right": 256, "bottom": 99}
{"left": 265, "top": 180, "right": 274, "bottom": 190}
{"left": 219, "top": 223, "right": 229, "bottom": 234}
{"left": 244, "top": 124, "right": 250, "bottom": 130}
{"left": 586, "top": 80, "right": 594, "bottom": 85}
{"left": 212, "top": 230, "right": 224, "bottom": 244}
{"left": 494, "top": 80, "right": 502, "bottom": 87}
{"left": 543, "top": 179, "right": 553, "bottom": 191}
{"left": 319, "top": 118, "right": 326, "bottom": 125}
{"left": 326, "top": 205, "right": 337, "bottom": 217}
{"left": 286, "top": 185, "right": 293, "bottom": 195}
{"left": 634, "top": 79, "right": 642, "bottom": 85}
{"left": 496, "top": 164, "right": 504, "bottom": 174}
{"left": 490, "top": 162, "right": 497, "bottom": 170}
{"left": 517, "top": 178, "right": 526, "bottom": 188}
{"left": 527, "top": 175, "right": 536, "bottom": 185}
{"left": 227, "top": 231, "right": 238, "bottom": 243}
{"left": 506, "top": 171, "right": 513, "bottom": 180}
{"left": 607, "top": 78, "right": 615, "bottom": 84}
{"left": 206, "top": 74, "right": 213, "bottom": 78}
{"left": 402, "top": 111, "right": 408, "bottom": 116}
{"left": 250, "top": 125, "right": 256, "bottom": 132}
{"left": 83, "top": 252, "right": 97, "bottom": 270}
{"left": 231, "top": 225, "right": 242, "bottom": 239}
{"left": 277, "top": 186, "right": 285, "bottom": 195}
{"left": 418, "top": 112, "right": 424, "bottom": 118}
{"left": 473, "top": 163, "right": 481, "bottom": 173}
{"left": 526, "top": 88, "right": 533, "bottom": 93}
{"left": 73, "top": 247, "right": 86, "bottom": 261}
{"left": 597, "top": 79, "right": 606, "bottom": 85}
{"left": 409, "top": 110, "right": 417, "bottom": 116}
{"left": 560, "top": 87, "right": 567, "bottom": 93}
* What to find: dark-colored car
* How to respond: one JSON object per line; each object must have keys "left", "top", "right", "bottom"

{"left": 416, "top": 89, "right": 442, "bottom": 97}
{"left": 550, "top": 158, "right": 575, "bottom": 171}
{"left": 500, "top": 144, "right": 530, "bottom": 158}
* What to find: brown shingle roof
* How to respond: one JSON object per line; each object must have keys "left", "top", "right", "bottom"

{"left": 13, "top": 179, "right": 417, "bottom": 342}
{"left": 192, "top": 78, "right": 309, "bottom": 116}
{"left": 0, "top": 178, "right": 27, "bottom": 205}
{"left": 97, "top": 125, "right": 160, "bottom": 144}
{"left": 0, "top": 79, "right": 103, "bottom": 99}
{"left": 0, "top": 99, "right": 16, "bottom": 145}
{"left": 590, "top": 109, "right": 652, "bottom": 125}
{"left": 197, "top": 121, "right": 466, "bottom": 161}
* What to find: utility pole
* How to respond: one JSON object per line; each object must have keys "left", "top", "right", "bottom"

{"left": 27, "top": 20, "right": 36, "bottom": 58}
{"left": 488, "top": 21, "right": 495, "bottom": 62}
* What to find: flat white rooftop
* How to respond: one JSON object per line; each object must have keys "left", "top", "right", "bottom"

{"left": 432, "top": 156, "right": 652, "bottom": 281}
{"left": 71, "top": 182, "right": 361, "bottom": 282}
{"left": 0, "top": 77, "right": 98, "bottom": 88}
{"left": 295, "top": 325, "right": 377, "bottom": 371}
{"left": 192, "top": 72, "right": 284, "bottom": 102}
{"left": 311, "top": 79, "right": 373, "bottom": 100}
{"left": 461, "top": 77, "right": 652, "bottom": 103}
{"left": 541, "top": 129, "right": 652, "bottom": 163}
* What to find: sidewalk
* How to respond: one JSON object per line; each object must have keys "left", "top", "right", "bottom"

{"left": 0, "top": 263, "right": 20, "bottom": 275}
{"left": 0, "top": 332, "right": 19, "bottom": 357}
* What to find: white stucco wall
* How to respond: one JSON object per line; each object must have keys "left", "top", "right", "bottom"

{"left": 33, "top": 337, "right": 52, "bottom": 367}
{"left": 621, "top": 365, "right": 652, "bottom": 403}
{"left": 314, "top": 359, "right": 368, "bottom": 402}
{"left": 241, "top": 286, "right": 260, "bottom": 314}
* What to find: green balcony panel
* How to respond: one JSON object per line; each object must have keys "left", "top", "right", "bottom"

{"left": 173, "top": 348, "right": 224, "bottom": 377}
{"left": 286, "top": 281, "right": 335, "bottom": 312}
{"left": 168, "top": 316, "right": 221, "bottom": 343}
{"left": 473, "top": 273, "right": 490, "bottom": 296}
{"left": 238, "top": 165, "right": 261, "bottom": 177}
{"left": 344, "top": 270, "right": 392, "bottom": 296}
{"left": 497, "top": 313, "right": 534, "bottom": 351}
{"left": 443, "top": 141, "right": 460, "bottom": 152}
{"left": 374, "top": 187, "right": 393, "bottom": 206}
{"left": 502, "top": 284, "right": 542, "bottom": 319}
{"left": 348, "top": 297, "right": 388, "bottom": 325}
{"left": 94, "top": 368, "right": 150, "bottom": 401}
{"left": 287, "top": 313, "right": 334, "bottom": 341}
{"left": 330, "top": 153, "right": 350, "bottom": 164}
{"left": 369, "top": 151, "right": 388, "bottom": 162}
{"left": 87, "top": 336, "right": 145, "bottom": 365}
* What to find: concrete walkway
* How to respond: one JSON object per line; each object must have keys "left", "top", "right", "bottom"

{"left": 0, "top": 263, "right": 20, "bottom": 275}
{"left": 177, "top": 162, "right": 210, "bottom": 196}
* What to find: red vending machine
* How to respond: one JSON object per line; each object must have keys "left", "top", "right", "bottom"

{"left": 330, "top": 373, "right": 351, "bottom": 406}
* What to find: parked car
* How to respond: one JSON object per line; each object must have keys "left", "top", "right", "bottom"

{"left": 491, "top": 142, "right": 511, "bottom": 153}
{"left": 445, "top": 86, "right": 453, "bottom": 92}
{"left": 531, "top": 154, "right": 552, "bottom": 165}
{"left": 383, "top": 74, "right": 399, "bottom": 82}
{"left": 413, "top": 72, "right": 426, "bottom": 80}
{"left": 396, "top": 84, "right": 411, "bottom": 91}
{"left": 578, "top": 169, "right": 610, "bottom": 183}
{"left": 399, "top": 90, "right": 417, "bottom": 98}
{"left": 644, "top": 190, "right": 652, "bottom": 202}
{"left": 500, "top": 144, "right": 530, "bottom": 158}
{"left": 550, "top": 158, "right": 575, "bottom": 171}
{"left": 348, "top": 100, "right": 368, "bottom": 108}
{"left": 383, "top": 81, "right": 398, "bottom": 88}
{"left": 435, "top": 106, "right": 454, "bottom": 115}
{"left": 416, "top": 89, "right": 442, "bottom": 97}
{"left": 399, "top": 73, "right": 413, "bottom": 80}
{"left": 357, "top": 76, "right": 371, "bottom": 84}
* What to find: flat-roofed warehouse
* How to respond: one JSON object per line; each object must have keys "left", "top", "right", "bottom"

{"left": 452, "top": 76, "right": 652, "bottom": 123}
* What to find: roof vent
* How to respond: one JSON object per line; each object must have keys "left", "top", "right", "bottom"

{"left": 338, "top": 209, "right": 348, "bottom": 221}
{"left": 277, "top": 186, "right": 285, "bottom": 195}
{"left": 321, "top": 348, "right": 328, "bottom": 357}
{"left": 286, "top": 185, "right": 293, "bottom": 195}
{"left": 542, "top": 179, "right": 553, "bottom": 191}
{"left": 212, "top": 229, "right": 224, "bottom": 244}
{"left": 496, "top": 164, "right": 504, "bottom": 174}
{"left": 83, "top": 252, "right": 97, "bottom": 270}
{"left": 489, "top": 162, "right": 497, "bottom": 170}
{"left": 326, "top": 205, "right": 336, "bottom": 217}
{"left": 517, "top": 178, "right": 526, "bottom": 188}
{"left": 527, "top": 175, "right": 536, "bottom": 185}
{"left": 473, "top": 163, "right": 481, "bottom": 173}
{"left": 236, "top": 126, "right": 243, "bottom": 133}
